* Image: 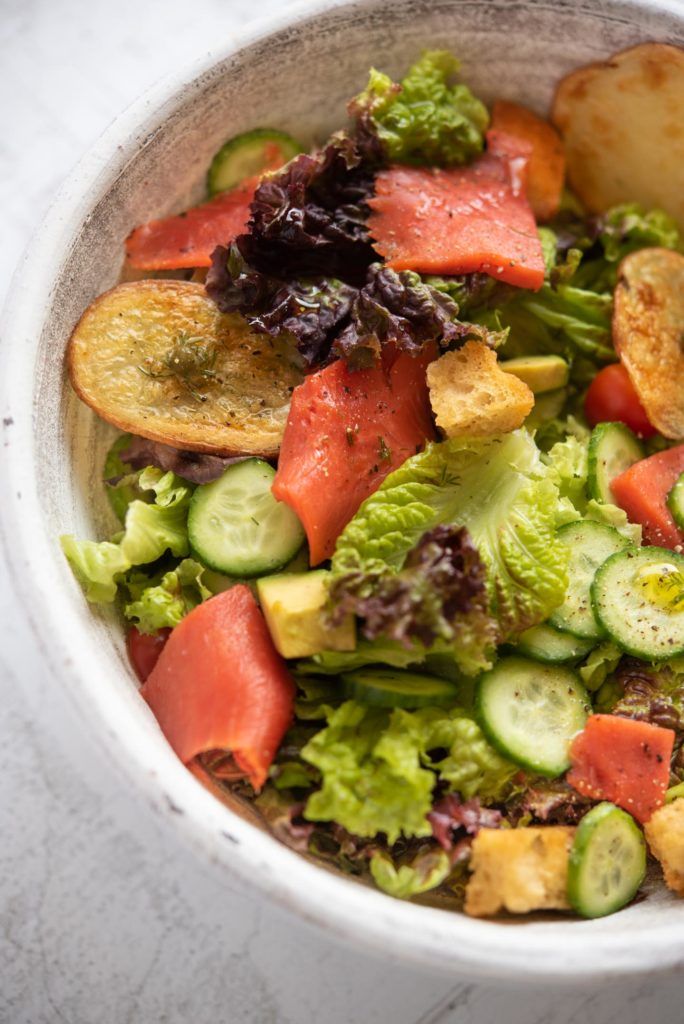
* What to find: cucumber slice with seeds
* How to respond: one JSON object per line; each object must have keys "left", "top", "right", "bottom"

{"left": 567, "top": 802, "right": 646, "bottom": 918}
{"left": 341, "top": 669, "right": 460, "bottom": 709}
{"left": 591, "top": 546, "right": 684, "bottom": 660}
{"left": 208, "top": 129, "right": 303, "bottom": 195}
{"left": 188, "top": 458, "right": 304, "bottom": 577}
{"left": 667, "top": 473, "right": 684, "bottom": 530}
{"left": 587, "top": 422, "right": 644, "bottom": 505}
{"left": 476, "top": 656, "right": 590, "bottom": 777}
{"left": 514, "top": 623, "right": 596, "bottom": 664}
{"left": 549, "top": 521, "right": 631, "bottom": 639}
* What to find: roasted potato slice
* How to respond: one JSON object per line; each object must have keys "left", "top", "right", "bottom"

{"left": 490, "top": 101, "right": 565, "bottom": 221}
{"left": 613, "top": 248, "right": 684, "bottom": 439}
{"left": 552, "top": 43, "right": 684, "bottom": 230}
{"left": 68, "top": 280, "right": 304, "bottom": 456}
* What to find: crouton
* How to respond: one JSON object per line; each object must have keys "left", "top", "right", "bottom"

{"left": 644, "top": 798, "right": 684, "bottom": 896}
{"left": 465, "top": 826, "right": 575, "bottom": 917}
{"left": 427, "top": 342, "right": 534, "bottom": 439}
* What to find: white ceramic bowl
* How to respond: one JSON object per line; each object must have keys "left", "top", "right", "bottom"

{"left": 2, "top": 0, "right": 684, "bottom": 983}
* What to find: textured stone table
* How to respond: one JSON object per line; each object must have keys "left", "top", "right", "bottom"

{"left": 2, "top": 1, "right": 684, "bottom": 1020}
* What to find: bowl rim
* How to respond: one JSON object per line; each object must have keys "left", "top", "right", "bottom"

{"left": 2, "top": 0, "right": 684, "bottom": 983}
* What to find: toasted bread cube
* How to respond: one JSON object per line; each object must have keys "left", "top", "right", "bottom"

{"left": 427, "top": 342, "right": 534, "bottom": 439}
{"left": 465, "top": 826, "right": 575, "bottom": 917}
{"left": 644, "top": 799, "right": 684, "bottom": 896}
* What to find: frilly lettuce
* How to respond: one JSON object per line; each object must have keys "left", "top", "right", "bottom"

{"left": 61, "top": 467, "right": 192, "bottom": 604}
{"left": 302, "top": 701, "right": 436, "bottom": 842}
{"left": 543, "top": 435, "right": 589, "bottom": 518}
{"left": 573, "top": 203, "right": 681, "bottom": 292}
{"left": 123, "top": 558, "right": 211, "bottom": 634}
{"left": 422, "top": 711, "right": 517, "bottom": 800}
{"left": 330, "top": 524, "right": 497, "bottom": 672}
{"left": 350, "top": 50, "right": 489, "bottom": 167}
{"left": 331, "top": 430, "right": 569, "bottom": 645}
{"left": 370, "top": 848, "right": 450, "bottom": 899}
{"left": 302, "top": 700, "right": 515, "bottom": 842}
{"left": 543, "top": 436, "right": 643, "bottom": 544}
{"left": 60, "top": 538, "right": 131, "bottom": 604}
{"left": 578, "top": 641, "right": 622, "bottom": 692}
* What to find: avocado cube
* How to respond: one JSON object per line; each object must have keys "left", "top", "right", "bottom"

{"left": 256, "top": 570, "right": 356, "bottom": 659}
{"left": 500, "top": 355, "right": 569, "bottom": 394}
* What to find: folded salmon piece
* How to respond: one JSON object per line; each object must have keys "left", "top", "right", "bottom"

{"left": 125, "top": 177, "right": 257, "bottom": 270}
{"left": 368, "top": 130, "right": 545, "bottom": 290}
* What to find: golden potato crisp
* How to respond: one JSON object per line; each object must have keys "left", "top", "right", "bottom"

{"left": 68, "top": 280, "right": 304, "bottom": 456}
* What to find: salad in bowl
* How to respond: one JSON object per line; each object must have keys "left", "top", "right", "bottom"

{"left": 62, "top": 43, "right": 684, "bottom": 920}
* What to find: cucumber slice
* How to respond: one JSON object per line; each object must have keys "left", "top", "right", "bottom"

{"left": 188, "top": 459, "right": 304, "bottom": 577}
{"left": 591, "top": 546, "right": 684, "bottom": 660}
{"left": 341, "top": 669, "right": 460, "bottom": 709}
{"left": 475, "top": 656, "right": 590, "bottom": 776}
{"left": 587, "top": 422, "right": 644, "bottom": 505}
{"left": 667, "top": 473, "right": 684, "bottom": 530}
{"left": 207, "top": 129, "right": 303, "bottom": 195}
{"left": 549, "top": 521, "right": 631, "bottom": 640}
{"left": 567, "top": 802, "right": 646, "bottom": 918}
{"left": 514, "top": 623, "right": 596, "bottom": 664}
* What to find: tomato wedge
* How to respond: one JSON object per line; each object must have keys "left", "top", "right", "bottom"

{"left": 368, "top": 130, "right": 545, "bottom": 289}
{"left": 272, "top": 346, "right": 437, "bottom": 565}
{"left": 611, "top": 445, "right": 684, "bottom": 549}
{"left": 584, "top": 363, "right": 657, "bottom": 439}
{"left": 567, "top": 714, "right": 674, "bottom": 824}
{"left": 141, "top": 585, "right": 295, "bottom": 789}
{"left": 125, "top": 177, "right": 256, "bottom": 270}
{"left": 127, "top": 627, "right": 171, "bottom": 683}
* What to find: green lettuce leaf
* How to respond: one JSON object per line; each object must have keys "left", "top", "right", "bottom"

{"left": 543, "top": 434, "right": 588, "bottom": 518}
{"left": 370, "top": 848, "right": 450, "bottom": 898}
{"left": 60, "top": 537, "right": 130, "bottom": 603}
{"left": 302, "top": 700, "right": 516, "bottom": 842}
{"left": 542, "top": 432, "right": 642, "bottom": 542}
{"left": 578, "top": 641, "right": 621, "bottom": 692}
{"left": 421, "top": 710, "right": 517, "bottom": 800}
{"left": 302, "top": 701, "right": 436, "bottom": 842}
{"left": 573, "top": 203, "right": 681, "bottom": 292}
{"left": 123, "top": 558, "right": 212, "bottom": 634}
{"left": 61, "top": 467, "right": 193, "bottom": 605}
{"left": 496, "top": 283, "right": 614, "bottom": 371}
{"left": 350, "top": 50, "right": 488, "bottom": 166}
{"left": 332, "top": 431, "right": 569, "bottom": 644}
{"left": 103, "top": 434, "right": 136, "bottom": 523}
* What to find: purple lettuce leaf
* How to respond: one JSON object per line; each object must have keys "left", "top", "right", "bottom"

{"left": 611, "top": 659, "right": 684, "bottom": 735}
{"left": 119, "top": 436, "right": 249, "bottom": 485}
{"left": 428, "top": 794, "right": 501, "bottom": 862}
{"left": 330, "top": 524, "right": 497, "bottom": 651}
{"left": 505, "top": 780, "right": 594, "bottom": 827}
{"left": 207, "top": 243, "right": 357, "bottom": 367}
{"left": 333, "top": 264, "right": 502, "bottom": 369}
{"left": 237, "top": 132, "right": 377, "bottom": 282}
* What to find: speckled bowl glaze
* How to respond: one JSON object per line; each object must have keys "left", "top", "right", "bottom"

{"left": 2, "top": 0, "right": 684, "bottom": 982}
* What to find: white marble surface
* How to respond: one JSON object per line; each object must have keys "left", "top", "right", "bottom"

{"left": 2, "top": 1, "right": 684, "bottom": 1020}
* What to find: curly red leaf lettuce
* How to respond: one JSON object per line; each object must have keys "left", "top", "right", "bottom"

{"left": 333, "top": 265, "right": 505, "bottom": 369}
{"left": 428, "top": 794, "right": 501, "bottom": 862}
{"left": 329, "top": 524, "right": 498, "bottom": 655}
{"left": 207, "top": 251, "right": 502, "bottom": 369}
{"left": 236, "top": 132, "right": 377, "bottom": 282}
